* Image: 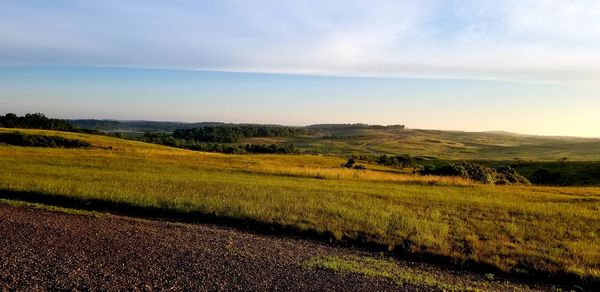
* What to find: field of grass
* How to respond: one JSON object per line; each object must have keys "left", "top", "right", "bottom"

{"left": 244, "top": 127, "right": 600, "bottom": 161}
{"left": 1, "top": 128, "right": 599, "bottom": 285}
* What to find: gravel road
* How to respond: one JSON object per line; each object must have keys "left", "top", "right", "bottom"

{"left": 0, "top": 203, "right": 557, "bottom": 291}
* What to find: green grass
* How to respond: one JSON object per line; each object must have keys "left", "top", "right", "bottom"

{"left": 1, "top": 128, "right": 599, "bottom": 285}
{"left": 244, "top": 128, "right": 600, "bottom": 161}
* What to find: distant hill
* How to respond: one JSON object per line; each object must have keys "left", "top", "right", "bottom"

{"left": 68, "top": 119, "right": 227, "bottom": 132}
{"left": 244, "top": 127, "right": 600, "bottom": 161}
{"left": 68, "top": 120, "right": 405, "bottom": 132}
{"left": 65, "top": 119, "right": 600, "bottom": 161}
{"left": 306, "top": 123, "right": 405, "bottom": 130}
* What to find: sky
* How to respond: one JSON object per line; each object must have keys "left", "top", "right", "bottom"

{"left": 0, "top": 0, "right": 599, "bottom": 137}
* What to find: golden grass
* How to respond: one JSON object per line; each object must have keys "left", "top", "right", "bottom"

{"left": 1, "top": 128, "right": 599, "bottom": 283}
{"left": 0, "top": 128, "right": 473, "bottom": 185}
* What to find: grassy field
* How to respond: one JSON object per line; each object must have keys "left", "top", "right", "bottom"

{"left": 1, "top": 128, "right": 599, "bottom": 285}
{"left": 243, "top": 127, "right": 600, "bottom": 161}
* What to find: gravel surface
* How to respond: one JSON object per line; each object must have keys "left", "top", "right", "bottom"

{"left": 0, "top": 203, "right": 557, "bottom": 291}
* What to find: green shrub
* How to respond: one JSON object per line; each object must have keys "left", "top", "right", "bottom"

{"left": 376, "top": 154, "right": 415, "bottom": 168}
{"left": 496, "top": 166, "right": 530, "bottom": 185}
{"left": 418, "top": 162, "right": 530, "bottom": 185}
{"left": 341, "top": 156, "right": 356, "bottom": 168}
{"left": 353, "top": 164, "right": 367, "bottom": 170}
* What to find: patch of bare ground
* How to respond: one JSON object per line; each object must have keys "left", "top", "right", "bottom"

{"left": 0, "top": 203, "right": 560, "bottom": 291}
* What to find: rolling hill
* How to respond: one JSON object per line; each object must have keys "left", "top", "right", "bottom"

{"left": 69, "top": 119, "right": 600, "bottom": 161}
{"left": 1, "top": 127, "right": 599, "bottom": 286}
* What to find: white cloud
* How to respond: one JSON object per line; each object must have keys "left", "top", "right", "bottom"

{"left": 1, "top": 0, "right": 600, "bottom": 85}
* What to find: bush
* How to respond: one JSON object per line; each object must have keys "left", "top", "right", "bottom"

{"left": 376, "top": 154, "right": 415, "bottom": 168}
{"left": 418, "top": 162, "right": 530, "bottom": 185}
{"left": 340, "top": 156, "right": 367, "bottom": 170}
{"left": 495, "top": 166, "right": 530, "bottom": 185}
{"left": 428, "top": 164, "right": 469, "bottom": 177}
{"left": 353, "top": 164, "right": 367, "bottom": 170}
{"left": 341, "top": 157, "right": 356, "bottom": 168}
{"left": 460, "top": 163, "right": 497, "bottom": 184}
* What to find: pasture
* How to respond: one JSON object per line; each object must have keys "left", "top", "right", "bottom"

{"left": 1, "top": 128, "right": 599, "bottom": 285}
{"left": 244, "top": 127, "right": 600, "bottom": 161}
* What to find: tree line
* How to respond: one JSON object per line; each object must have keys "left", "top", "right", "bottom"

{"left": 0, "top": 113, "right": 77, "bottom": 131}
{"left": 307, "top": 123, "right": 405, "bottom": 130}
{"left": 172, "top": 125, "right": 308, "bottom": 143}
{"left": 0, "top": 113, "right": 301, "bottom": 155}
{"left": 0, "top": 132, "right": 91, "bottom": 148}
{"left": 142, "top": 132, "right": 297, "bottom": 154}
{"left": 69, "top": 119, "right": 227, "bottom": 132}
{"left": 0, "top": 113, "right": 100, "bottom": 134}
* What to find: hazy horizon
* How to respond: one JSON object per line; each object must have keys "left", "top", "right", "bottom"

{"left": 1, "top": 66, "right": 599, "bottom": 138}
{"left": 1, "top": 1, "right": 599, "bottom": 137}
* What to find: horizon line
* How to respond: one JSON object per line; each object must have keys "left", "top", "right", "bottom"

{"left": 60, "top": 117, "right": 600, "bottom": 139}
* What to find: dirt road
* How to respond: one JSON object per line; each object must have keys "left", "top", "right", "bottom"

{"left": 0, "top": 203, "right": 556, "bottom": 291}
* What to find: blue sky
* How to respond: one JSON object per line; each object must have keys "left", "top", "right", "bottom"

{"left": 0, "top": 1, "right": 599, "bottom": 136}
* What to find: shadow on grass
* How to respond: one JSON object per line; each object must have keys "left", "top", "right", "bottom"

{"left": 0, "top": 188, "right": 594, "bottom": 289}
{"left": 235, "top": 168, "right": 475, "bottom": 187}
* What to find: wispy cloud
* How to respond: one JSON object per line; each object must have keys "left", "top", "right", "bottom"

{"left": 1, "top": 0, "right": 600, "bottom": 84}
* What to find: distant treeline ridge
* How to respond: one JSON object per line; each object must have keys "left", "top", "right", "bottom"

{"left": 306, "top": 123, "right": 405, "bottom": 130}
{"left": 0, "top": 113, "right": 78, "bottom": 132}
{"left": 173, "top": 125, "right": 308, "bottom": 143}
{"left": 0, "top": 132, "right": 91, "bottom": 149}
{"left": 68, "top": 119, "right": 406, "bottom": 133}
{"left": 142, "top": 132, "right": 297, "bottom": 154}
{"left": 0, "top": 113, "right": 104, "bottom": 135}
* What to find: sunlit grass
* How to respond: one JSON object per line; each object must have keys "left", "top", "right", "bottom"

{"left": 247, "top": 128, "right": 600, "bottom": 161}
{"left": 1, "top": 128, "right": 599, "bottom": 283}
